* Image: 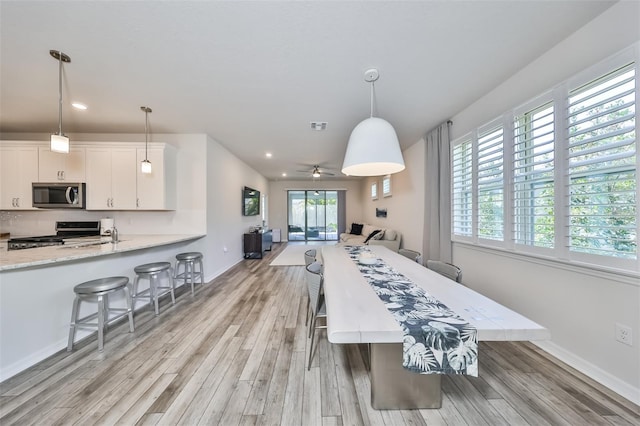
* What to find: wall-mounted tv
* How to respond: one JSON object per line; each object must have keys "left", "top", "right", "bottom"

{"left": 242, "top": 186, "right": 260, "bottom": 216}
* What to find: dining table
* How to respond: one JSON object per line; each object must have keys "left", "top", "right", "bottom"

{"left": 321, "top": 244, "right": 550, "bottom": 409}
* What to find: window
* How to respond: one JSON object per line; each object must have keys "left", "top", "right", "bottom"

{"left": 450, "top": 44, "right": 638, "bottom": 273}
{"left": 382, "top": 175, "right": 392, "bottom": 197}
{"left": 452, "top": 139, "right": 473, "bottom": 237}
{"left": 371, "top": 182, "right": 378, "bottom": 200}
{"left": 477, "top": 125, "right": 504, "bottom": 241}
{"left": 567, "top": 63, "right": 636, "bottom": 260}
{"left": 513, "top": 101, "right": 555, "bottom": 248}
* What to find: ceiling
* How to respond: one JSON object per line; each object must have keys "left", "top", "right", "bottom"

{"left": 0, "top": 1, "right": 616, "bottom": 181}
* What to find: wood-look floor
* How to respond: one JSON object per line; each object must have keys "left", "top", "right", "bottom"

{"left": 1, "top": 242, "right": 638, "bottom": 425}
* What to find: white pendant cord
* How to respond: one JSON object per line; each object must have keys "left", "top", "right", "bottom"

{"left": 370, "top": 80, "right": 374, "bottom": 118}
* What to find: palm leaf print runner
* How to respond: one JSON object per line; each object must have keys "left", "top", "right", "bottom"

{"left": 346, "top": 246, "right": 478, "bottom": 376}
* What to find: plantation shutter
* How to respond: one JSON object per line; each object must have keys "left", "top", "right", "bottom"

{"left": 452, "top": 140, "right": 473, "bottom": 237}
{"left": 477, "top": 126, "right": 504, "bottom": 241}
{"left": 513, "top": 102, "right": 555, "bottom": 248}
{"left": 566, "top": 63, "right": 637, "bottom": 259}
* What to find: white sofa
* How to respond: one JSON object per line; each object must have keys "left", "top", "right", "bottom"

{"left": 339, "top": 223, "right": 401, "bottom": 252}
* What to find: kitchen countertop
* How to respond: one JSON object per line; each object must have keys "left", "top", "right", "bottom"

{"left": 0, "top": 234, "right": 205, "bottom": 271}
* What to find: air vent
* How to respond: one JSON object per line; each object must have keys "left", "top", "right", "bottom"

{"left": 310, "top": 122, "right": 327, "bottom": 131}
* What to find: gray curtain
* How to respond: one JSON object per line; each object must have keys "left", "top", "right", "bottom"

{"left": 337, "top": 190, "right": 347, "bottom": 236}
{"left": 423, "top": 121, "right": 452, "bottom": 263}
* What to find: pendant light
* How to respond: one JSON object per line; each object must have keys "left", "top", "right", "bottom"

{"left": 50, "top": 50, "right": 71, "bottom": 153}
{"left": 140, "top": 106, "right": 152, "bottom": 174}
{"left": 342, "top": 68, "right": 405, "bottom": 176}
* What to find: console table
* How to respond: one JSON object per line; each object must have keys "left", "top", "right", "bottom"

{"left": 243, "top": 229, "right": 272, "bottom": 259}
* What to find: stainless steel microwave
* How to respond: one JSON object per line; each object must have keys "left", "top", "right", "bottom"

{"left": 32, "top": 182, "right": 86, "bottom": 209}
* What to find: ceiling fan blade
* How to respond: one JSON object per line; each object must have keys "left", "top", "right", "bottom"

{"left": 319, "top": 171, "right": 335, "bottom": 176}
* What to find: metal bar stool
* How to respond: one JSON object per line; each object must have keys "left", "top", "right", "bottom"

{"left": 132, "top": 262, "right": 176, "bottom": 315}
{"left": 174, "top": 252, "right": 204, "bottom": 295}
{"left": 67, "top": 276, "right": 135, "bottom": 352}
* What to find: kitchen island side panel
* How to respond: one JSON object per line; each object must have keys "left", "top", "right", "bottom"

{"left": 0, "top": 238, "right": 199, "bottom": 381}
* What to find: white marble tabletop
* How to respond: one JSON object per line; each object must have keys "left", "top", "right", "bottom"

{"left": 0, "top": 234, "right": 204, "bottom": 271}
{"left": 321, "top": 245, "right": 551, "bottom": 344}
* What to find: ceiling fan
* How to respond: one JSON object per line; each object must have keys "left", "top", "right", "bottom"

{"left": 296, "top": 165, "right": 335, "bottom": 178}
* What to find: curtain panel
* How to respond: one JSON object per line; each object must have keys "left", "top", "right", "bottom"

{"left": 423, "top": 121, "right": 453, "bottom": 263}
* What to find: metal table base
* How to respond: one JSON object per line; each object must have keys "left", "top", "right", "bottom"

{"left": 370, "top": 343, "right": 442, "bottom": 409}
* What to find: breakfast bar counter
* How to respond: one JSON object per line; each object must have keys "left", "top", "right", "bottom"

{"left": 0, "top": 234, "right": 204, "bottom": 271}
{"left": 0, "top": 234, "right": 205, "bottom": 381}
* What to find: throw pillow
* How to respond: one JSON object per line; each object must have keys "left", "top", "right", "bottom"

{"left": 350, "top": 223, "right": 364, "bottom": 235}
{"left": 372, "top": 229, "right": 385, "bottom": 240}
{"left": 364, "top": 229, "right": 382, "bottom": 244}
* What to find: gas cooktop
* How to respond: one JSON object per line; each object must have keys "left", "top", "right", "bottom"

{"left": 7, "top": 221, "right": 101, "bottom": 251}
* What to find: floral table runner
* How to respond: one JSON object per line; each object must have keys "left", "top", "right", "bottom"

{"left": 345, "top": 246, "right": 478, "bottom": 376}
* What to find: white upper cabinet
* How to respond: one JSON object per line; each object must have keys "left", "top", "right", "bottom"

{"left": 38, "top": 146, "right": 85, "bottom": 182}
{"left": 0, "top": 146, "right": 38, "bottom": 210}
{"left": 85, "top": 147, "right": 137, "bottom": 210}
{"left": 85, "top": 143, "right": 175, "bottom": 211}
{"left": 136, "top": 145, "right": 177, "bottom": 210}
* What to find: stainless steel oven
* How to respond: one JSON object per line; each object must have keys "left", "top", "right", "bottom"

{"left": 32, "top": 182, "right": 86, "bottom": 209}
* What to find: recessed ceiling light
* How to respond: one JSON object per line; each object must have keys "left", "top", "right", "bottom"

{"left": 72, "top": 102, "right": 87, "bottom": 110}
{"left": 310, "top": 122, "right": 327, "bottom": 131}
{"left": 282, "top": 173, "right": 287, "bottom": 177}
{"left": 266, "top": 152, "right": 272, "bottom": 158}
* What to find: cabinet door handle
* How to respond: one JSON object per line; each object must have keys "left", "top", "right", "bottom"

{"left": 61, "top": 171, "right": 65, "bottom": 180}
{"left": 11, "top": 198, "right": 15, "bottom": 207}
{"left": 15, "top": 198, "right": 19, "bottom": 207}
{"left": 136, "top": 198, "right": 139, "bottom": 208}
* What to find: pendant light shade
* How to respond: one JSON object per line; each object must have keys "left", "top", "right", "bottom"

{"left": 342, "top": 117, "right": 404, "bottom": 176}
{"left": 50, "top": 50, "right": 70, "bottom": 154}
{"left": 140, "top": 106, "right": 152, "bottom": 174}
{"left": 341, "top": 68, "right": 405, "bottom": 177}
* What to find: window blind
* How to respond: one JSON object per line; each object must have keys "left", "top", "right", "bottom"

{"left": 452, "top": 140, "right": 473, "bottom": 237}
{"left": 566, "top": 63, "right": 636, "bottom": 259}
{"left": 513, "top": 102, "right": 555, "bottom": 248}
{"left": 477, "top": 126, "right": 504, "bottom": 241}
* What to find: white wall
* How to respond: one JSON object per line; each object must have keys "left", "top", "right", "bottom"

{"left": 205, "top": 135, "right": 268, "bottom": 277}
{"left": 448, "top": 2, "right": 640, "bottom": 403}
{"left": 359, "top": 139, "right": 426, "bottom": 252}
{"left": 268, "top": 179, "right": 363, "bottom": 241}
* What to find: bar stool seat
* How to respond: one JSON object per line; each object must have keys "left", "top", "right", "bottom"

{"left": 132, "top": 262, "right": 175, "bottom": 315}
{"left": 174, "top": 252, "right": 204, "bottom": 295}
{"left": 67, "top": 276, "right": 135, "bottom": 352}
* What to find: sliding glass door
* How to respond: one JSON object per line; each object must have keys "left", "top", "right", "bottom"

{"left": 287, "top": 190, "right": 338, "bottom": 241}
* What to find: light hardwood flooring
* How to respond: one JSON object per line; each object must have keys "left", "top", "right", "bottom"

{"left": 1, "top": 242, "right": 639, "bottom": 425}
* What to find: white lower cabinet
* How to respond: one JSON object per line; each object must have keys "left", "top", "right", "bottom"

{"left": 0, "top": 146, "right": 38, "bottom": 210}
{"left": 86, "top": 147, "right": 137, "bottom": 210}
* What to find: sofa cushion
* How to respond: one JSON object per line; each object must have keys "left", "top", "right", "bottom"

{"left": 383, "top": 229, "right": 397, "bottom": 240}
{"left": 350, "top": 223, "right": 363, "bottom": 235}
{"left": 362, "top": 224, "right": 377, "bottom": 237}
{"left": 372, "top": 229, "right": 385, "bottom": 240}
{"left": 363, "top": 229, "right": 382, "bottom": 244}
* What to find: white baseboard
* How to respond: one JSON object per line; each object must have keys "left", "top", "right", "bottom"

{"left": 0, "top": 338, "right": 68, "bottom": 382}
{"left": 533, "top": 340, "right": 640, "bottom": 406}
